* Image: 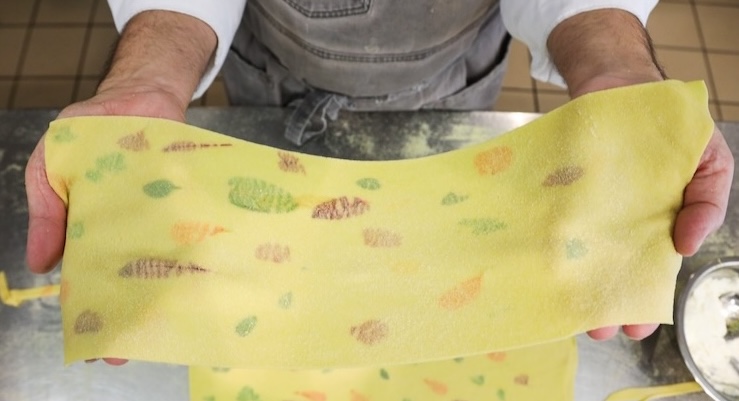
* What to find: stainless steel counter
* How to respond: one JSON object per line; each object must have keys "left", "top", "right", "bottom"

{"left": 1, "top": 108, "right": 736, "bottom": 401}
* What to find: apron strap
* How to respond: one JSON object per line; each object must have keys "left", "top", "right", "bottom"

{"left": 284, "top": 90, "right": 347, "bottom": 146}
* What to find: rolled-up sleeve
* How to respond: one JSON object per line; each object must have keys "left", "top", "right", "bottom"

{"left": 107, "top": 0, "right": 246, "bottom": 98}
{"left": 500, "top": 0, "right": 658, "bottom": 88}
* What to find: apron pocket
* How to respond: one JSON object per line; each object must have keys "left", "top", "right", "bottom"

{"left": 423, "top": 36, "right": 511, "bottom": 111}
{"left": 222, "top": 49, "right": 279, "bottom": 106}
{"left": 282, "top": 0, "right": 371, "bottom": 18}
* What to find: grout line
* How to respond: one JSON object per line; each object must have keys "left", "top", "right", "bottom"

{"left": 0, "top": 74, "right": 107, "bottom": 80}
{"left": 500, "top": 87, "right": 535, "bottom": 94}
{"left": 501, "top": 85, "right": 534, "bottom": 91}
{"left": 536, "top": 89, "right": 569, "bottom": 95}
{"left": 71, "top": 0, "right": 100, "bottom": 102}
{"left": 692, "top": 1, "right": 739, "bottom": 8}
{"left": 654, "top": 44, "right": 703, "bottom": 52}
{"left": 690, "top": 0, "right": 723, "bottom": 120}
{"left": 532, "top": 88, "right": 541, "bottom": 113}
{"left": 531, "top": 82, "right": 542, "bottom": 113}
{"left": 704, "top": 48, "right": 739, "bottom": 56}
{"left": 0, "top": 22, "right": 113, "bottom": 28}
{"left": 7, "top": 0, "right": 41, "bottom": 109}
{"left": 656, "top": 44, "right": 739, "bottom": 56}
{"left": 528, "top": 52, "right": 541, "bottom": 113}
{"left": 0, "top": 23, "right": 34, "bottom": 28}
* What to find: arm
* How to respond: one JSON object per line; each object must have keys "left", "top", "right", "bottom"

{"left": 102, "top": 10, "right": 218, "bottom": 110}
{"left": 500, "top": 0, "right": 658, "bottom": 88}
{"left": 547, "top": 8, "right": 664, "bottom": 97}
{"left": 63, "top": 10, "right": 218, "bottom": 121}
{"left": 107, "top": 0, "right": 246, "bottom": 98}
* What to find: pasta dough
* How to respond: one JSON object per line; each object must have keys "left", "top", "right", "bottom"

{"left": 44, "top": 80, "right": 712, "bottom": 369}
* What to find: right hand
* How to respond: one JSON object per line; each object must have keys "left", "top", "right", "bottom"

{"left": 25, "top": 85, "right": 187, "bottom": 366}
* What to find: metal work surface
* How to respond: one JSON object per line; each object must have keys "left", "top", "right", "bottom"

{"left": 1, "top": 107, "right": 736, "bottom": 401}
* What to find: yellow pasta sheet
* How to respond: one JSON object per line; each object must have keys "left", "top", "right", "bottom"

{"left": 189, "top": 339, "right": 576, "bottom": 401}
{"left": 0, "top": 271, "right": 59, "bottom": 307}
{"left": 45, "top": 80, "right": 712, "bottom": 369}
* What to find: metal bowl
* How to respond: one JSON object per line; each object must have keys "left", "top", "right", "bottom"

{"left": 676, "top": 258, "right": 739, "bottom": 401}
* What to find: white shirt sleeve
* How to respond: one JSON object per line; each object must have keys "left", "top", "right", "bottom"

{"left": 500, "top": 0, "right": 658, "bottom": 88}
{"left": 107, "top": 0, "right": 246, "bottom": 99}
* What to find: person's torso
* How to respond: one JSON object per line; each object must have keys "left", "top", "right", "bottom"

{"left": 243, "top": 0, "right": 501, "bottom": 97}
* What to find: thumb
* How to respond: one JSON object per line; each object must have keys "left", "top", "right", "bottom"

{"left": 672, "top": 128, "right": 734, "bottom": 257}
{"left": 25, "top": 138, "right": 67, "bottom": 273}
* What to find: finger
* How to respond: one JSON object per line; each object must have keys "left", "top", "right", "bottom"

{"left": 586, "top": 326, "right": 619, "bottom": 341}
{"left": 673, "top": 128, "right": 734, "bottom": 256}
{"left": 103, "top": 358, "right": 128, "bottom": 366}
{"left": 622, "top": 323, "right": 659, "bottom": 340}
{"left": 25, "top": 138, "right": 67, "bottom": 274}
{"left": 673, "top": 204, "right": 722, "bottom": 256}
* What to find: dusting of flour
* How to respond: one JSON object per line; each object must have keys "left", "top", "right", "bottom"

{"left": 400, "top": 123, "right": 435, "bottom": 158}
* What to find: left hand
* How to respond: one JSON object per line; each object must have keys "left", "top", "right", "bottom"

{"left": 589, "top": 126, "right": 734, "bottom": 340}
{"left": 570, "top": 75, "right": 735, "bottom": 341}
{"left": 546, "top": 8, "right": 735, "bottom": 341}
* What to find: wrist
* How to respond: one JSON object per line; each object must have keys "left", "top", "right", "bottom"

{"left": 547, "top": 9, "right": 665, "bottom": 98}
{"left": 566, "top": 72, "right": 665, "bottom": 100}
{"left": 98, "top": 10, "right": 217, "bottom": 108}
{"left": 97, "top": 75, "right": 191, "bottom": 114}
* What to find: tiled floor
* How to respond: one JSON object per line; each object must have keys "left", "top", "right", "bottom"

{"left": 0, "top": 0, "right": 737, "bottom": 121}
{"left": 498, "top": 0, "right": 739, "bottom": 122}
{"left": 0, "top": 0, "right": 228, "bottom": 109}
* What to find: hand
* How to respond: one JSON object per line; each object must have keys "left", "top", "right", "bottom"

{"left": 587, "top": 127, "right": 734, "bottom": 341}
{"left": 570, "top": 75, "right": 665, "bottom": 342}
{"left": 546, "top": 8, "right": 735, "bottom": 341}
{"left": 568, "top": 75, "right": 735, "bottom": 341}
{"left": 25, "top": 86, "right": 187, "bottom": 366}
{"left": 26, "top": 8, "right": 214, "bottom": 272}
{"left": 26, "top": 84, "right": 187, "bottom": 272}
{"left": 571, "top": 74, "right": 735, "bottom": 259}
{"left": 25, "top": 9, "right": 216, "bottom": 365}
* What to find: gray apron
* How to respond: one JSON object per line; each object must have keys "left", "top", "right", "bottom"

{"left": 222, "top": 0, "right": 509, "bottom": 145}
